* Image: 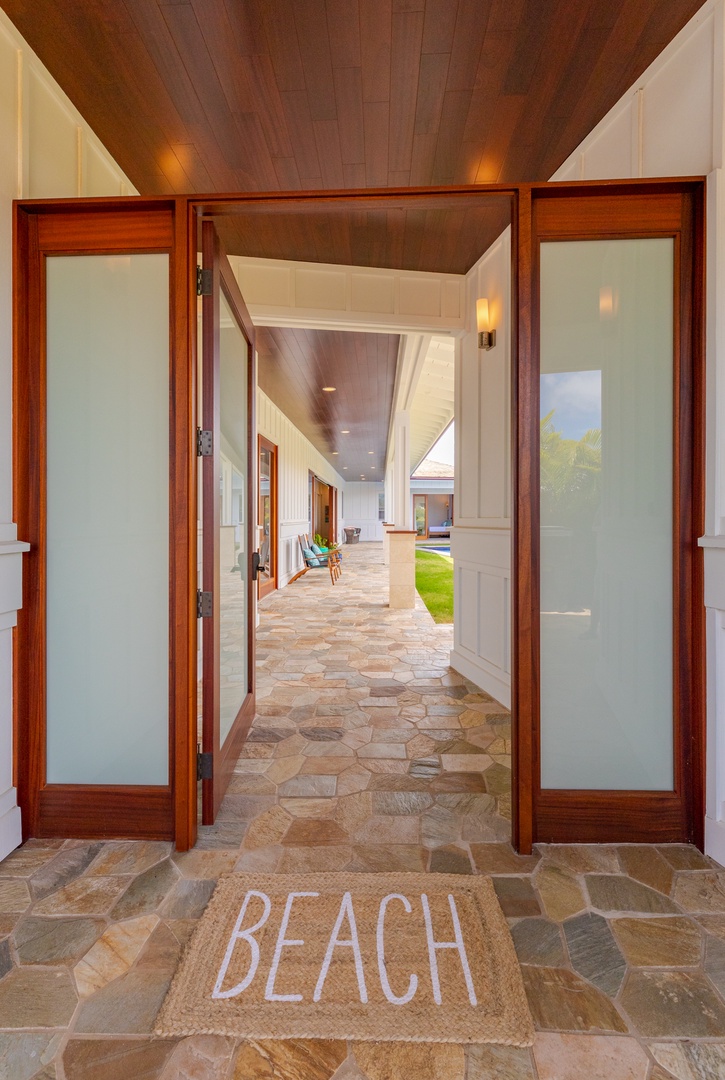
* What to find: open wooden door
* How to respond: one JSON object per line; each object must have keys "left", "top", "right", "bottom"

{"left": 199, "top": 221, "right": 256, "bottom": 824}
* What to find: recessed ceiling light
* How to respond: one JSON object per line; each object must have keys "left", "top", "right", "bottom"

{"left": 368, "top": 451, "right": 374, "bottom": 455}
{"left": 322, "top": 386, "right": 336, "bottom": 392}
{"left": 343, "top": 466, "right": 348, "bottom": 470}
{"left": 370, "top": 466, "right": 375, "bottom": 469}
{"left": 332, "top": 451, "right": 339, "bottom": 455}
{"left": 341, "top": 429, "right": 350, "bottom": 434}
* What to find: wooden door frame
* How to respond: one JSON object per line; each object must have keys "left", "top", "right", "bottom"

{"left": 258, "top": 434, "right": 278, "bottom": 598}
{"left": 12, "top": 197, "right": 195, "bottom": 846}
{"left": 12, "top": 181, "right": 705, "bottom": 854}
{"left": 200, "top": 220, "right": 257, "bottom": 823}
{"left": 511, "top": 180, "right": 706, "bottom": 853}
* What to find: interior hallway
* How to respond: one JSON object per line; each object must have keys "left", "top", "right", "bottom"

{"left": 1, "top": 544, "right": 725, "bottom": 1079}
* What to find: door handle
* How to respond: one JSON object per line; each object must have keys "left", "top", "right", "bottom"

{"left": 251, "top": 551, "right": 261, "bottom": 581}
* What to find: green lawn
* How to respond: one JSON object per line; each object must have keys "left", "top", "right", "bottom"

{"left": 415, "top": 549, "right": 453, "bottom": 623}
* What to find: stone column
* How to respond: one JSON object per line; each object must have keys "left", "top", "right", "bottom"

{"left": 393, "top": 410, "right": 412, "bottom": 531}
{"left": 388, "top": 530, "right": 416, "bottom": 609}
{"left": 382, "top": 522, "right": 395, "bottom": 565}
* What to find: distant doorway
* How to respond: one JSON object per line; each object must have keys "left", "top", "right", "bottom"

{"left": 258, "top": 436, "right": 278, "bottom": 599}
{"left": 310, "top": 473, "right": 337, "bottom": 547}
{"left": 414, "top": 494, "right": 453, "bottom": 539}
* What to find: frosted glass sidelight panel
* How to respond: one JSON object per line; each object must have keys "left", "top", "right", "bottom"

{"left": 539, "top": 239, "right": 674, "bottom": 791}
{"left": 219, "top": 291, "right": 249, "bottom": 745}
{"left": 46, "top": 255, "right": 169, "bottom": 785}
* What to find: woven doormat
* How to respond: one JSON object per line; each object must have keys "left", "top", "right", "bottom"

{"left": 154, "top": 872, "right": 534, "bottom": 1046}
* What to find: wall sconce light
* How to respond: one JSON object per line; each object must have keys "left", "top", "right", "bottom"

{"left": 476, "top": 298, "right": 496, "bottom": 350}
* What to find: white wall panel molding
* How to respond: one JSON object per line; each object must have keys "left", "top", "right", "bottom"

{"left": 553, "top": 0, "right": 722, "bottom": 182}
{"left": 230, "top": 255, "right": 466, "bottom": 335}
{"left": 450, "top": 527, "right": 511, "bottom": 708}
{"left": 456, "top": 229, "right": 511, "bottom": 529}
{"left": 341, "top": 482, "right": 384, "bottom": 542}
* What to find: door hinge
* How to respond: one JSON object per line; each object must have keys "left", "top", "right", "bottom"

{"left": 197, "top": 590, "right": 213, "bottom": 618}
{"left": 196, "top": 428, "right": 213, "bottom": 457}
{"left": 197, "top": 751, "right": 213, "bottom": 781}
{"left": 196, "top": 266, "right": 213, "bottom": 296}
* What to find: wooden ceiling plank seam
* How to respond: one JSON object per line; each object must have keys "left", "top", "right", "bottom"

{"left": 272, "top": 155, "right": 303, "bottom": 190}
{"left": 498, "top": 0, "right": 596, "bottom": 176}
{"left": 293, "top": 0, "right": 338, "bottom": 122}
{"left": 279, "top": 88, "right": 324, "bottom": 180}
{"left": 258, "top": 0, "right": 307, "bottom": 93}
{"left": 327, "top": 0, "right": 362, "bottom": 69}
{"left": 313, "top": 119, "right": 346, "bottom": 189}
{"left": 501, "top": 0, "right": 553, "bottom": 96}
{"left": 421, "top": 0, "right": 459, "bottom": 55}
{"left": 245, "top": 53, "right": 296, "bottom": 160}
{"left": 445, "top": 0, "right": 490, "bottom": 95}
{"left": 333, "top": 66, "right": 366, "bottom": 165}
{"left": 486, "top": 0, "right": 526, "bottom": 35}
{"left": 430, "top": 89, "right": 474, "bottom": 185}
{"left": 363, "top": 100, "right": 390, "bottom": 187}
{"left": 414, "top": 51, "right": 451, "bottom": 139}
{"left": 389, "top": 7, "right": 425, "bottom": 173}
{"left": 359, "top": 0, "right": 393, "bottom": 103}
{"left": 158, "top": 1, "right": 262, "bottom": 172}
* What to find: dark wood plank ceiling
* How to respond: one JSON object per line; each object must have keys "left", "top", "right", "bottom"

{"left": 2, "top": 0, "right": 707, "bottom": 274}
{"left": 256, "top": 327, "right": 399, "bottom": 476}
{"left": 3, "top": 0, "right": 706, "bottom": 474}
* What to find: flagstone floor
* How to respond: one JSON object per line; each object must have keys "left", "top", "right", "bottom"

{"left": 2, "top": 543, "right": 725, "bottom": 1079}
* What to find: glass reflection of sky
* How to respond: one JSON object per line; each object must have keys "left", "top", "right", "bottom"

{"left": 540, "top": 370, "right": 601, "bottom": 439}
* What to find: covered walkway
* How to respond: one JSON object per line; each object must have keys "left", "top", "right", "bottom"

{"left": 0, "top": 545, "right": 724, "bottom": 1078}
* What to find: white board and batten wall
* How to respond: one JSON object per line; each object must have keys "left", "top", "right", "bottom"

{"left": 450, "top": 231, "right": 512, "bottom": 708}
{"left": 343, "top": 483, "right": 385, "bottom": 543}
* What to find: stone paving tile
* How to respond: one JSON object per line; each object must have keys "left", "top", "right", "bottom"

{"left": 535, "top": 865, "right": 588, "bottom": 922}
{"left": 13, "top": 915, "right": 104, "bottom": 966}
{"left": 533, "top": 1033, "right": 649, "bottom": 1080}
{"left": 563, "top": 912, "right": 627, "bottom": 996}
{"left": 62, "top": 1037, "right": 178, "bottom": 1079}
{"left": 611, "top": 916, "right": 702, "bottom": 967}
{"left": 466, "top": 1044, "right": 535, "bottom": 1079}
{"left": 621, "top": 970, "right": 725, "bottom": 1037}
{"left": 493, "top": 877, "right": 541, "bottom": 917}
{"left": 0, "top": 967, "right": 77, "bottom": 1027}
{"left": 673, "top": 872, "right": 725, "bottom": 913}
{"left": 648, "top": 1041, "right": 725, "bottom": 1079}
{"left": 159, "top": 1034, "right": 237, "bottom": 1078}
{"left": 511, "top": 918, "right": 567, "bottom": 967}
{"left": 586, "top": 874, "right": 680, "bottom": 914}
{"left": 617, "top": 846, "right": 675, "bottom": 896}
{"left": 353, "top": 1042, "right": 465, "bottom": 1080}
{"left": 242, "top": 1038, "right": 347, "bottom": 1080}
{"left": 108, "top": 858, "right": 179, "bottom": 920}
{"left": 3, "top": 545, "right": 725, "bottom": 1073}
{"left": 523, "top": 966, "right": 628, "bottom": 1032}
{"left": 0, "top": 1034, "right": 63, "bottom": 1080}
